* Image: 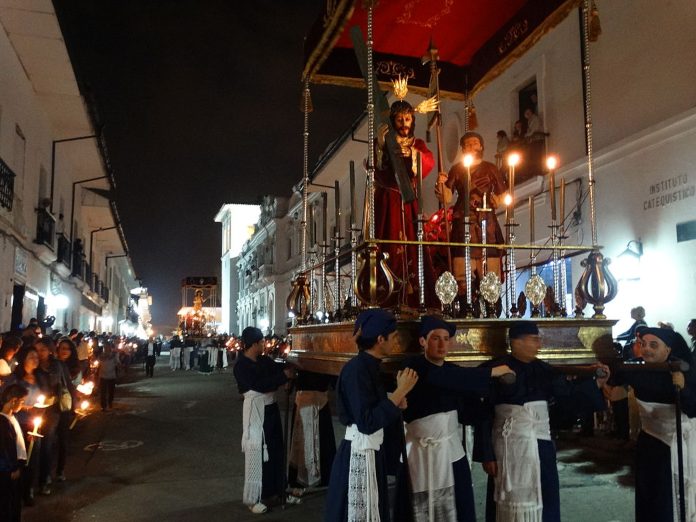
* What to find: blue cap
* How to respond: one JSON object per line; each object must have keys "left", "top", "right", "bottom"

{"left": 354, "top": 309, "right": 397, "bottom": 339}
{"left": 419, "top": 315, "right": 456, "bottom": 339}
{"left": 508, "top": 321, "right": 539, "bottom": 340}
{"left": 241, "top": 326, "right": 264, "bottom": 347}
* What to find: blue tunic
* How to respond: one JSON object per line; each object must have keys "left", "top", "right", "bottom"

{"left": 473, "top": 355, "right": 605, "bottom": 522}
{"left": 325, "top": 350, "right": 401, "bottom": 522}
{"left": 612, "top": 356, "right": 696, "bottom": 522}
{"left": 394, "top": 355, "right": 492, "bottom": 522}
{"left": 233, "top": 354, "right": 288, "bottom": 501}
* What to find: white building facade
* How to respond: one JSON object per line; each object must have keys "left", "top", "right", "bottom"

{"left": 0, "top": 3, "right": 141, "bottom": 335}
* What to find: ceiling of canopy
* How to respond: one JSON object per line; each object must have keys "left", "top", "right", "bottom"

{"left": 303, "top": 0, "right": 581, "bottom": 99}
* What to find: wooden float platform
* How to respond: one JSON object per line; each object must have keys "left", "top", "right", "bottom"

{"left": 287, "top": 318, "right": 617, "bottom": 375}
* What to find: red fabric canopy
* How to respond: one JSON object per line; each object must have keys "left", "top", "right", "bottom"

{"left": 303, "top": 0, "right": 579, "bottom": 98}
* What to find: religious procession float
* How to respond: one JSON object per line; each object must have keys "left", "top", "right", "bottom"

{"left": 285, "top": 0, "right": 618, "bottom": 375}
{"left": 177, "top": 276, "right": 221, "bottom": 339}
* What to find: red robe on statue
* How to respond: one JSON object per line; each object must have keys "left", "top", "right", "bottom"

{"left": 374, "top": 138, "right": 436, "bottom": 308}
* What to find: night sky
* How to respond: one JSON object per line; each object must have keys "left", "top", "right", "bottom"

{"left": 53, "top": 1, "right": 365, "bottom": 331}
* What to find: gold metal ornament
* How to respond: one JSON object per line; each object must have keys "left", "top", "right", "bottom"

{"left": 414, "top": 95, "right": 439, "bottom": 114}
{"left": 392, "top": 75, "right": 409, "bottom": 101}
{"left": 525, "top": 274, "right": 547, "bottom": 307}
{"left": 480, "top": 272, "right": 502, "bottom": 305}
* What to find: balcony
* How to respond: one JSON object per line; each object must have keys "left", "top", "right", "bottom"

{"left": 0, "top": 157, "right": 15, "bottom": 211}
{"left": 56, "top": 233, "right": 71, "bottom": 267}
{"left": 35, "top": 207, "right": 56, "bottom": 250}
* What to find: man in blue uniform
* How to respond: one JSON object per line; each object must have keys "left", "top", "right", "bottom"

{"left": 234, "top": 326, "right": 295, "bottom": 514}
{"left": 612, "top": 326, "right": 696, "bottom": 521}
{"left": 325, "top": 309, "right": 419, "bottom": 522}
{"left": 473, "top": 321, "right": 609, "bottom": 522}
{"left": 396, "top": 316, "right": 514, "bottom": 522}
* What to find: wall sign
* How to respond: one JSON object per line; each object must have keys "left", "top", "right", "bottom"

{"left": 644, "top": 173, "right": 695, "bottom": 211}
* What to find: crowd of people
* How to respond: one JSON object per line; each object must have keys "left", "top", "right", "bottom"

{"left": 0, "top": 321, "right": 145, "bottom": 520}
{"left": 232, "top": 310, "right": 696, "bottom": 522}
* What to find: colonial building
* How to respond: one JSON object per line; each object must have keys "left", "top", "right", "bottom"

{"left": 0, "top": 4, "right": 141, "bottom": 334}
{"left": 214, "top": 203, "right": 261, "bottom": 334}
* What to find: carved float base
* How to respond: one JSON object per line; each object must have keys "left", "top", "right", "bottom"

{"left": 287, "top": 318, "right": 617, "bottom": 375}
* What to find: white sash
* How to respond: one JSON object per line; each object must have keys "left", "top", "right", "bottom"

{"left": 405, "top": 410, "right": 462, "bottom": 522}
{"left": 0, "top": 413, "right": 27, "bottom": 461}
{"left": 637, "top": 400, "right": 696, "bottom": 522}
{"left": 241, "top": 391, "right": 276, "bottom": 505}
{"left": 492, "top": 401, "right": 551, "bottom": 522}
{"left": 345, "top": 424, "right": 384, "bottom": 522}
{"left": 289, "top": 390, "right": 329, "bottom": 486}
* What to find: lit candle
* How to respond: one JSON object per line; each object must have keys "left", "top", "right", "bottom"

{"left": 35, "top": 394, "right": 46, "bottom": 408}
{"left": 529, "top": 196, "right": 535, "bottom": 244}
{"left": 504, "top": 193, "right": 513, "bottom": 224}
{"left": 417, "top": 151, "right": 423, "bottom": 214}
{"left": 322, "top": 192, "right": 328, "bottom": 244}
{"left": 334, "top": 180, "right": 341, "bottom": 237}
{"left": 546, "top": 156, "right": 558, "bottom": 222}
{"left": 32, "top": 417, "right": 42, "bottom": 434}
{"left": 81, "top": 400, "right": 89, "bottom": 411}
{"left": 463, "top": 154, "right": 474, "bottom": 222}
{"left": 507, "top": 153, "right": 520, "bottom": 221}
{"left": 559, "top": 178, "right": 566, "bottom": 230}
{"left": 349, "top": 160, "right": 356, "bottom": 227}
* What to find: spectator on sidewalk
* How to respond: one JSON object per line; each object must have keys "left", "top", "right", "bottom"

{"left": 97, "top": 343, "right": 119, "bottom": 411}
{"left": 75, "top": 333, "right": 91, "bottom": 378}
{"left": 55, "top": 338, "right": 79, "bottom": 482}
{"left": 0, "top": 384, "right": 28, "bottom": 522}
{"left": 2, "top": 347, "right": 45, "bottom": 506}
{"left": 145, "top": 338, "right": 156, "bottom": 377}
{"left": 0, "top": 336, "right": 21, "bottom": 382}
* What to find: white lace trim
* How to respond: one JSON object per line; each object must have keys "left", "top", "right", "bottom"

{"left": 492, "top": 401, "right": 550, "bottom": 522}
{"left": 241, "top": 391, "right": 275, "bottom": 505}
{"left": 345, "top": 424, "right": 383, "bottom": 522}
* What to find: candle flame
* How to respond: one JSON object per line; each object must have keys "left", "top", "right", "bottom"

{"left": 463, "top": 154, "right": 474, "bottom": 168}
{"left": 546, "top": 155, "right": 558, "bottom": 170}
{"left": 504, "top": 194, "right": 513, "bottom": 206}
{"left": 36, "top": 395, "right": 46, "bottom": 406}
{"left": 33, "top": 417, "right": 42, "bottom": 430}
{"left": 81, "top": 400, "right": 89, "bottom": 411}
{"left": 76, "top": 381, "right": 94, "bottom": 395}
{"left": 507, "top": 152, "right": 521, "bottom": 167}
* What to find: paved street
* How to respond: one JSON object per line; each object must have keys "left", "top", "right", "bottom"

{"left": 25, "top": 357, "right": 634, "bottom": 522}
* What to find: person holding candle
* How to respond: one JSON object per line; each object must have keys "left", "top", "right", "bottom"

{"left": 55, "top": 338, "right": 79, "bottom": 482}
{"left": 0, "top": 336, "right": 21, "bottom": 382}
{"left": 0, "top": 384, "right": 28, "bottom": 521}
{"left": 435, "top": 132, "right": 507, "bottom": 304}
{"left": 374, "top": 94, "right": 435, "bottom": 307}
{"left": 234, "top": 326, "right": 296, "bottom": 514}
{"left": 35, "top": 336, "right": 71, "bottom": 495}
{"left": 1, "top": 347, "right": 45, "bottom": 506}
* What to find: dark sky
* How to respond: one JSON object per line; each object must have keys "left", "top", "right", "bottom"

{"left": 53, "top": 1, "right": 365, "bottom": 330}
